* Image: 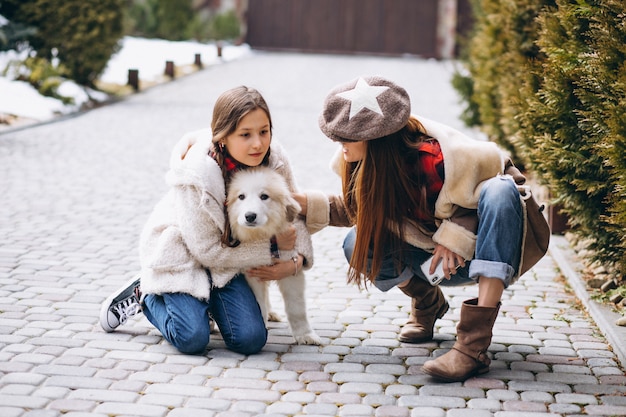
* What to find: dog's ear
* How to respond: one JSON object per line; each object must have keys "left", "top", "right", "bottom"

{"left": 284, "top": 195, "right": 301, "bottom": 223}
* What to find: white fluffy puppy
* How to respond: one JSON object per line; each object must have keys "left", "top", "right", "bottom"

{"left": 227, "top": 166, "right": 320, "bottom": 345}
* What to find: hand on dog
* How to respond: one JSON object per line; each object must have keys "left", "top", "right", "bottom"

{"left": 247, "top": 255, "right": 302, "bottom": 282}
{"left": 274, "top": 225, "right": 296, "bottom": 250}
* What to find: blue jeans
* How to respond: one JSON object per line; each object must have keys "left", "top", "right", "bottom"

{"left": 343, "top": 176, "right": 523, "bottom": 291}
{"left": 142, "top": 274, "right": 267, "bottom": 355}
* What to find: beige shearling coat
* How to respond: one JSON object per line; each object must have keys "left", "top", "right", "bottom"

{"left": 303, "top": 115, "right": 507, "bottom": 262}
{"left": 139, "top": 129, "right": 314, "bottom": 301}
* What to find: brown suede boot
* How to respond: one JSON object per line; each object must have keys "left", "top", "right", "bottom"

{"left": 398, "top": 276, "right": 449, "bottom": 343}
{"left": 421, "top": 298, "right": 500, "bottom": 382}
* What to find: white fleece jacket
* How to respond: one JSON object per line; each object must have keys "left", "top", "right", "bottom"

{"left": 139, "top": 129, "right": 314, "bottom": 301}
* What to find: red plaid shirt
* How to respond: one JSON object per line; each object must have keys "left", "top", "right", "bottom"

{"left": 414, "top": 139, "right": 445, "bottom": 221}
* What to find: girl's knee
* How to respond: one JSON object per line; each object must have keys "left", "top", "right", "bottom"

{"left": 482, "top": 176, "right": 518, "bottom": 199}
{"left": 342, "top": 228, "right": 356, "bottom": 263}
{"left": 225, "top": 326, "right": 267, "bottom": 355}
{"left": 170, "top": 325, "right": 210, "bottom": 355}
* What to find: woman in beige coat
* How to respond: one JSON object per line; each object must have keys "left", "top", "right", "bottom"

{"left": 297, "top": 76, "right": 544, "bottom": 382}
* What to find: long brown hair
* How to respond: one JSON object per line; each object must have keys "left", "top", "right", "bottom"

{"left": 210, "top": 86, "right": 273, "bottom": 246}
{"left": 342, "top": 116, "right": 435, "bottom": 287}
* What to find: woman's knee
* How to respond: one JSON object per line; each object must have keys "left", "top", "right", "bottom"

{"left": 480, "top": 177, "right": 521, "bottom": 214}
{"left": 342, "top": 228, "right": 356, "bottom": 263}
{"left": 482, "top": 176, "right": 518, "bottom": 198}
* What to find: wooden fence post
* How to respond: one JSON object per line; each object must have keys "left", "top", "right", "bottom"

{"left": 128, "top": 69, "right": 139, "bottom": 91}
{"left": 194, "top": 53, "right": 203, "bottom": 69}
{"left": 164, "top": 61, "right": 175, "bottom": 78}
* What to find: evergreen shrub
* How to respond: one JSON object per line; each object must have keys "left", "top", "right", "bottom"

{"left": 455, "top": 0, "right": 626, "bottom": 280}
{"left": 207, "top": 10, "right": 241, "bottom": 41}
{"left": 152, "top": 0, "right": 194, "bottom": 40}
{"left": 125, "top": 0, "right": 241, "bottom": 42}
{"left": 0, "top": 0, "right": 124, "bottom": 87}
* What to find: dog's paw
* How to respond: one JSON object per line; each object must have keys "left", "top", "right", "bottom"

{"left": 268, "top": 311, "right": 282, "bottom": 322}
{"left": 294, "top": 332, "right": 322, "bottom": 345}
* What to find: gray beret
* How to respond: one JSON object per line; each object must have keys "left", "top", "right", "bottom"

{"left": 319, "top": 76, "right": 411, "bottom": 141}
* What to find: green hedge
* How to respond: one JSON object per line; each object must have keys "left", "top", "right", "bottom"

{"left": 1, "top": 0, "right": 124, "bottom": 87}
{"left": 124, "top": 0, "right": 241, "bottom": 42}
{"left": 456, "top": 0, "right": 625, "bottom": 280}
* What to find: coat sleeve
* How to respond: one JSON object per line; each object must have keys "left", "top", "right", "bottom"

{"left": 301, "top": 190, "right": 353, "bottom": 232}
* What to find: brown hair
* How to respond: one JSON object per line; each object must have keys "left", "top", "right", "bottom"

{"left": 210, "top": 86, "right": 273, "bottom": 246}
{"left": 342, "top": 116, "right": 435, "bottom": 287}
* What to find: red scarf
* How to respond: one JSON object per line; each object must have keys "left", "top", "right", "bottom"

{"left": 223, "top": 155, "right": 242, "bottom": 173}
{"left": 209, "top": 148, "right": 244, "bottom": 174}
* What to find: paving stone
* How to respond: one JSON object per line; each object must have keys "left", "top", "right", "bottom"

{"left": 144, "top": 383, "right": 213, "bottom": 397}
{"left": 536, "top": 371, "right": 598, "bottom": 385}
{"left": 548, "top": 403, "right": 582, "bottom": 414}
{"left": 303, "top": 402, "right": 339, "bottom": 416}
{"left": 213, "top": 387, "right": 281, "bottom": 403}
{"left": 486, "top": 389, "right": 520, "bottom": 401}
{"left": 502, "top": 400, "right": 547, "bottom": 412}
{"left": 466, "top": 396, "right": 503, "bottom": 412}
{"left": 138, "top": 393, "right": 186, "bottom": 407}
{"left": 584, "top": 404, "right": 626, "bottom": 415}
{"left": 166, "top": 408, "right": 217, "bottom": 417}
{"left": 338, "top": 403, "right": 375, "bottom": 416}
{"left": 332, "top": 371, "right": 396, "bottom": 384}
{"left": 93, "top": 401, "right": 167, "bottom": 417}
{"left": 385, "top": 384, "right": 418, "bottom": 396}
{"left": 0, "top": 384, "right": 36, "bottom": 395}
{"left": 318, "top": 392, "right": 362, "bottom": 405}
{"left": 600, "top": 394, "right": 626, "bottom": 406}
{"left": 447, "top": 409, "right": 494, "bottom": 417}
{"left": 408, "top": 407, "right": 445, "bottom": 417}
{"left": 591, "top": 366, "right": 623, "bottom": 376}
{"left": 398, "top": 395, "right": 467, "bottom": 408}
{"left": 0, "top": 394, "right": 50, "bottom": 408}
{"left": 272, "top": 380, "right": 306, "bottom": 393}
{"left": 339, "top": 382, "right": 383, "bottom": 395}
{"left": 185, "top": 397, "right": 231, "bottom": 411}
{"left": 306, "top": 381, "right": 338, "bottom": 393}
{"left": 265, "top": 400, "right": 303, "bottom": 415}
{"left": 520, "top": 391, "right": 554, "bottom": 403}
{"left": 374, "top": 404, "right": 410, "bottom": 417}
{"left": 299, "top": 371, "right": 330, "bottom": 383}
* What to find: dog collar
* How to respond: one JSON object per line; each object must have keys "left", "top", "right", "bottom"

{"left": 270, "top": 236, "right": 280, "bottom": 259}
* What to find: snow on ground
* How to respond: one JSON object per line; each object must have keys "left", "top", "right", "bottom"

{"left": 0, "top": 37, "right": 250, "bottom": 126}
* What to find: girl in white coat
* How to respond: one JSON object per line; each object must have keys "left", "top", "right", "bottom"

{"left": 100, "top": 86, "right": 313, "bottom": 355}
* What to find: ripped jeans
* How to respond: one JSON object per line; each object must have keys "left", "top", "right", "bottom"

{"left": 343, "top": 176, "right": 523, "bottom": 291}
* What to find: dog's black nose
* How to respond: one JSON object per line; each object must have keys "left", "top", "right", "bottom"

{"left": 245, "top": 212, "right": 257, "bottom": 223}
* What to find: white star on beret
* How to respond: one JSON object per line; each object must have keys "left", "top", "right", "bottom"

{"left": 336, "top": 77, "right": 390, "bottom": 119}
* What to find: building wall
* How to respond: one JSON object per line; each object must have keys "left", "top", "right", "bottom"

{"left": 244, "top": 0, "right": 472, "bottom": 59}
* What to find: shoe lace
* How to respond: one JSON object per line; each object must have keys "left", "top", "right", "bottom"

{"left": 112, "top": 297, "right": 141, "bottom": 325}
{"left": 133, "top": 285, "right": 142, "bottom": 302}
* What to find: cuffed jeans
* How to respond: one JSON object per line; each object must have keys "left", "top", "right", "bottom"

{"left": 142, "top": 274, "right": 267, "bottom": 355}
{"left": 343, "top": 176, "right": 523, "bottom": 291}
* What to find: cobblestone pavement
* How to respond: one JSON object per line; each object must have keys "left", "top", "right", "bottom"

{"left": 1, "top": 52, "right": 625, "bottom": 417}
